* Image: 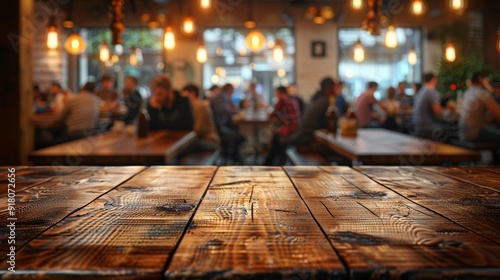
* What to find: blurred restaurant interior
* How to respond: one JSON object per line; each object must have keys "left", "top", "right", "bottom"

{"left": 1, "top": 0, "right": 499, "bottom": 166}
{"left": 2, "top": 1, "right": 500, "bottom": 279}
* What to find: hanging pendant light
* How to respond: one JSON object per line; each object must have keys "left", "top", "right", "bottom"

{"left": 353, "top": 39, "right": 365, "bottom": 62}
{"left": 47, "top": 18, "right": 58, "bottom": 49}
{"left": 312, "top": 9, "right": 326, "bottom": 24}
{"left": 244, "top": 19, "right": 257, "bottom": 29}
{"left": 164, "top": 26, "right": 176, "bottom": 50}
{"left": 449, "top": 0, "right": 466, "bottom": 11}
{"left": 64, "top": 32, "right": 86, "bottom": 55}
{"left": 200, "top": 0, "right": 211, "bottom": 10}
{"left": 350, "top": 0, "right": 364, "bottom": 10}
{"left": 196, "top": 43, "right": 208, "bottom": 63}
{"left": 409, "top": 0, "right": 427, "bottom": 16}
{"left": 385, "top": 24, "right": 398, "bottom": 48}
{"left": 182, "top": 15, "right": 196, "bottom": 35}
{"left": 99, "top": 41, "right": 110, "bottom": 62}
{"left": 245, "top": 30, "right": 266, "bottom": 52}
{"left": 408, "top": 46, "right": 417, "bottom": 65}
{"left": 272, "top": 39, "right": 285, "bottom": 62}
{"left": 445, "top": 41, "right": 456, "bottom": 62}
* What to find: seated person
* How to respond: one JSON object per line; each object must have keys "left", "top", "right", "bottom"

{"left": 382, "top": 87, "right": 401, "bottom": 131}
{"left": 96, "top": 75, "right": 119, "bottom": 113}
{"left": 354, "top": 81, "right": 386, "bottom": 128}
{"left": 57, "top": 82, "right": 100, "bottom": 141}
{"left": 412, "top": 73, "right": 444, "bottom": 139}
{"left": 181, "top": 84, "right": 220, "bottom": 152}
{"left": 121, "top": 76, "right": 143, "bottom": 125}
{"left": 264, "top": 86, "right": 301, "bottom": 165}
{"left": 49, "top": 81, "right": 73, "bottom": 115}
{"left": 147, "top": 75, "right": 194, "bottom": 131}
{"left": 310, "top": 77, "right": 348, "bottom": 116}
{"left": 459, "top": 72, "right": 500, "bottom": 143}
{"left": 33, "top": 85, "right": 51, "bottom": 114}
{"left": 211, "top": 83, "right": 245, "bottom": 163}
{"left": 288, "top": 78, "right": 341, "bottom": 146}
{"left": 241, "top": 83, "right": 267, "bottom": 110}
{"left": 287, "top": 83, "right": 306, "bottom": 116}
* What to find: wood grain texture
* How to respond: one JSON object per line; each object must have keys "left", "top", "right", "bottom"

{"left": 314, "top": 129, "right": 480, "bottom": 165}
{"left": 29, "top": 130, "right": 196, "bottom": 165}
{"left": 1, "top": 166, "right": 216, "bottom": 280}
{"left": 165, "top": 166, "right": 345, "bottom": 280}
{"left": 421, "top": 166, "right": 500, "bottom": 192}
{"left": 0, "top": 166, "right": 83, "bottom": 198}
{"left": 285, "top": 166, "right": 500, "bottom": 279}
{"left": 0, "top": 166, "right": 145, "bottom": 258}
{"left": 355, "top": 166, "right": 500, "bottom": 244}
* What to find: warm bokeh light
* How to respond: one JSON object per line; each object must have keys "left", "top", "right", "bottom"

{"left": 164, "top": 26, "right": 176, "bottom": 50}
{"left": 245, "top": 30, "right": 266, "bottom": 52}
{"left": 410, "top": 0, "right": 427, "bottom": 16}
{"left": 272, "top": 40, "right": 284, "bottom": 62}
{"left": 385, "top": 25, "right": 398, "bottom": 48}
{"left": 351, "top": 0, "right": 364, "bottom": 10}
{"left": 353, "top": 39, "right": 365, "bottom": 62}
{"left": 445, "top": 43, "right": 456, "bottom": 62}
{"left": 196, "top": 43, "right": 208, "bottom": 63}
{"left": 449, "top": 0, "right": 465, "bottom": 10}
{"left": 497, "top": 29, "right": 500, "bottom": 53}
{"left": 47, "top": 27, "right": 58, "bottom": 49}
{"left": 99, "top": 41, "right": 110, "bottom": 62}
{"left": 64, "top": 33, "right": 86, "bottom": 55}
{"left": 244, "top": 20, "right": 256, "bottom": 29}
{"left": 313, "top": 13, "right": 326, "bottom": 24}
{"left": 182, "top": 16, "right": 196, "bottom": 35}
{"left": 408, "top": 47, "right": 417, "bottom": 65}
{"left": 277, "top": 68, "right": 286, "bottom": 78}
{"left": 200, "top": 0, "right": 211, "bottom": 10}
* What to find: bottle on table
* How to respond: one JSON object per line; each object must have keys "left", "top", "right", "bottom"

{"left": 137, "top": 103, "right": 150, "bottom": 138}
{"left": 325, "top": 96, "right": 338, "bottom": 135}
{"left": 340, "top": 106, "right": 358, "bottom": 137}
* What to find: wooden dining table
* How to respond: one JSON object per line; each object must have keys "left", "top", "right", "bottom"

{"left": 232, "top": 109, "right": 270, "bottom": 164}
{"left": 0, "top": 165, "right": 499, "bottom": 279}
{"left": 315, "top": 129, "right": 481, "bottom": 165}
{"left": 29, "top": 130, "right": 196, "bottom": 165}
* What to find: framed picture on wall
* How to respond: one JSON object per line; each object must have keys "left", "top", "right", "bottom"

{"left": 311, "top": 41, "right": 326, "bottom": 57}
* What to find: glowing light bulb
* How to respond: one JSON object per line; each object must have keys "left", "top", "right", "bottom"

{"left": 245, "top": 30, "right": 266, "bottom": 52}
{"left": 47, "top": 27, "right": 58, "bottom": 49}
{"left": 353, "top": 39, "right": 365, "bottom": 63}
{"left": 196, "top": 43, "right": 208, "bottom": 63}
{"left": 164, "top": 26, "right": 175, "bottom": 50}
{"left": 351, "top": 0, "right": 363, "bottom": 10}
{"left": 273, "top": 40, "right": 284, "bottom": 62}
{"left": 410, "top": 0, "right": 427, "bottom": 16}
{"left": 445, "top": 43, "right": 456, "bottom": 62}
{"left": 408, "top": 47, "right": 417, "bottom": 65}
{"left": 450, "top": 0, "right": 465, "bottom": 10}
{"left": 200, "top": 0, "right": 211, "bottom": 9}
{"left": 182, "top": 16, "right": 195, "bottom": 35}
{"left": 64, "top": 33, "right": 86, "bottom": 55}
{"left": 99, "top": 41, "right": 110, "bottom": 62}
{"left": 277, "top": 68, "right": 286, "bottom": 78}
{"left": 384, "top": 24, "right": 398, "bottom": 48}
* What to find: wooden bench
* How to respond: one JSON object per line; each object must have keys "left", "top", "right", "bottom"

{"left": 286, "top": 147, "right": 330, "bottom": 166}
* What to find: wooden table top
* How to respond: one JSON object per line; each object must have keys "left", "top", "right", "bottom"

{"left": 29, "top": 130, "right": 196, "bottom": 165}
{"left": 315, "top": 129, "right": 481, "bottom": 165}
{"left": 1, "top": 166, "right": 499, "bottom": 279}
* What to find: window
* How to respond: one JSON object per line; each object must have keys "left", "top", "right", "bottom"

{"left": 202, "top": 28, "right": 295, "bottom": 105}
{"left": 338, "top": 27, "right": 423, "bottom": 102}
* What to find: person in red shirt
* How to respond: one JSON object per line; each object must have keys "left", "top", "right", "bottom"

{"left": 264, "top": 86, "right": 301, "bottom": 165}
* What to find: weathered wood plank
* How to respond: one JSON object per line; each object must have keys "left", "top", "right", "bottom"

{"left": 0, "top": 166, "right": 145, "bottom": 261}
{"left": 0, "top": 166, "right": 83, "bottom": 198}
{"left": 421, "top": 166, "right": 500, "bottom": 192}
{"left": 285, "top": 166, "right": 500, "bottom": 279}
{"left": 165, "top": 166, "right": 345, "bottom": 280}
{"left": 1, "top": 166, "right": 216, "bottom": 280}
{"left": 355, "top": 166, "right": 500, "bottom": 243}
